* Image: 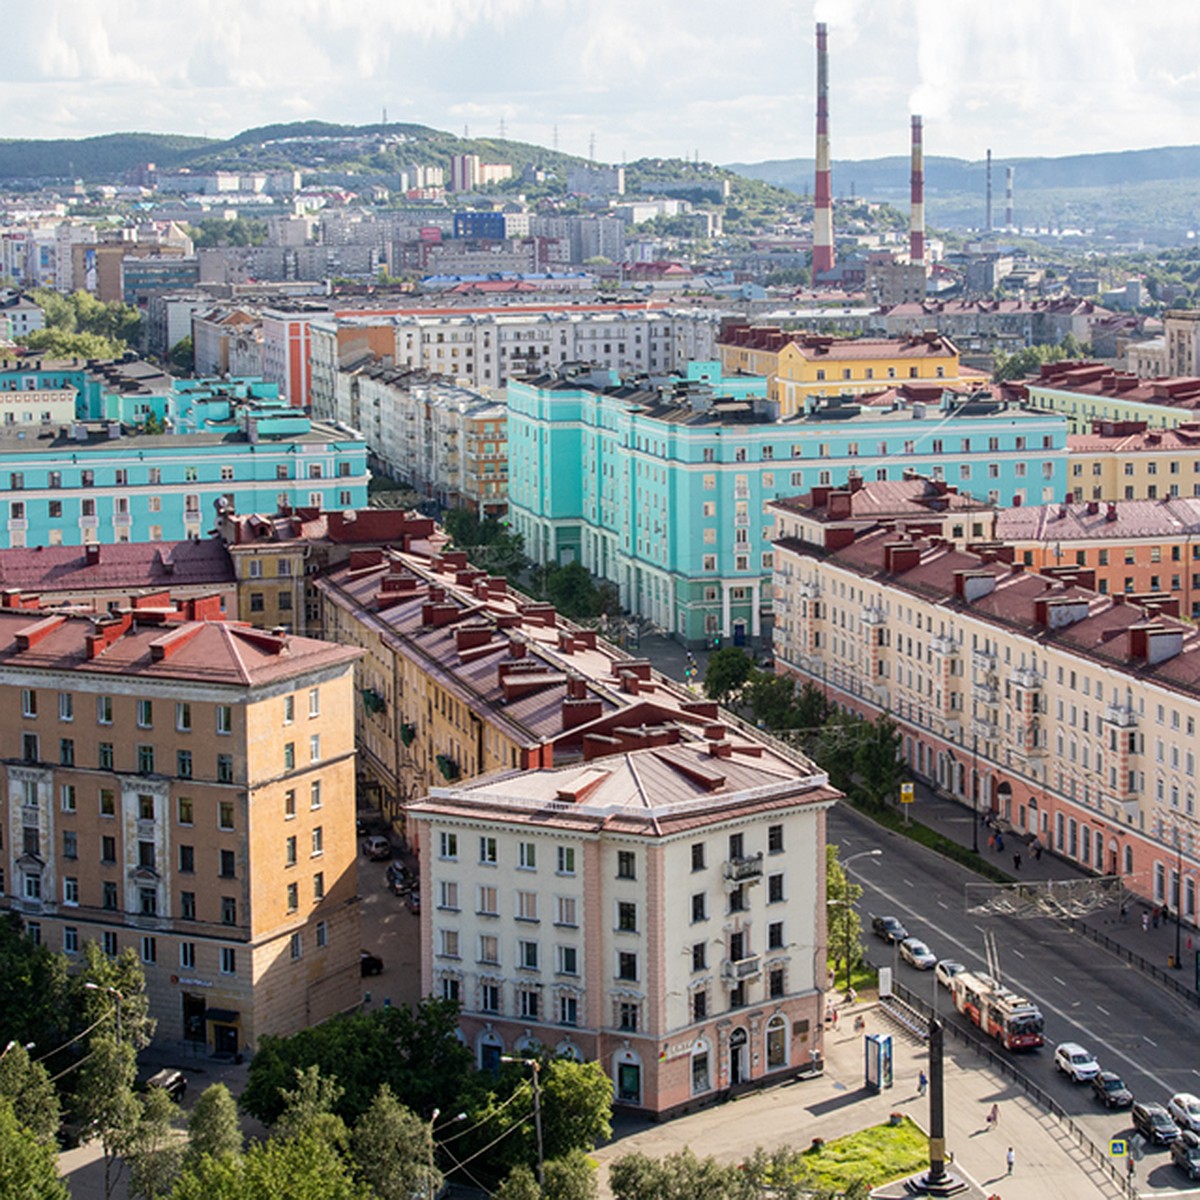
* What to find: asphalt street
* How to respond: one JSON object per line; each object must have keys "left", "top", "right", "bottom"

{"left": 831, "top": 803, "right": 1200, "bottom": 1195}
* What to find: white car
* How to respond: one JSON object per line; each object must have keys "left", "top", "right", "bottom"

{"left": 1054, "top": 1042, "right": 1100, "bottom": 1083}
{"left": 899, "top": 937, "right": 937, "bottom": 970}
{"left": 1169, "top": 1093, "right": 1200, "bottom": 1134}
{"left": 934, "top": 960, "right": 965, "bottom": 989}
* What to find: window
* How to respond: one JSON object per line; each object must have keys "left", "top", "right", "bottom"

{"left": 220, "top": 849, "right": 236, "bottom": 878}
{"left": 216, "top": 705, "right": 232, "bottom": 735}
{"left": 691, "top": 893, "right": 708, "bottom": 922}
{"left": 557, "top": 846, "right": 576, "bottom": 875}
{"left": 63, "top": 829, "right": 77, "bottom": 859}
{"left": 768, "top": 873, "right": 785, "bottom": 903}
{"left": 221, "top": 897, "right": 237, "bottom": 925}
{"left": 308, "top": 687, "right": 320, "bottom": 717}
{"left": 438, "top": 881, "right": 459, "bottom": 910}
{"left": 218, "top": 801, "right": 234, "bottom": 830}
{"left": 617, "top": 901, "right": 638, "bottom": 932}
{"left": 178, "top": 796, "right": 193, "bottom": 825}
{"left": 557, "top": 945, "right": 579, "bottom": 976}
{"left": 479, "top": 836, "right": 497, "bottom": 865}
{"left": 478, "top": 934, "right": 500, "bottom": 964}
{"left": 310, "top": 827, "right": 324, "bottom": 857}
{"left": 283, "top": 696, "right": 295, "bottom": 724}
{"left": 220, "top": 947, "right": 236, "bottom": 975}
{"left": 308, "top": 734, "right": 320, "bottom": 763}
{"left": 101, "top": 835, "right": 116, "bottom": 863}
{"left": 768, "top": 920, "right": 785, "bottom": 950}
{"left": 59, "top": 738, "right": 74, "bottom": 766}
{"left": 518, "top": 841, "right": 537, "bottom": 870}
{"left": 19, "top": 688, "right": 35, "bottom": 719}
{"left": 181, "top": 891, "right": 196, "bottom": 921}
{"left": 691, "top": 843, "right": 706, "bottom": 871}
{"left": 284, "top": 789, "right": 296, "bottom": 819}
{"left": 519, "top": 990, "right": 540, "bottom": 1020}
{"left": 617, "top": 850, "right": 636, "bottom": 880}
{"left": 22, "top": 733, "right": 38, "bottom": 763}
{"left": 769, "top": 968, "right": 786, "bottom": 999}
{"left": 617, "top": 951, "right": 638, "bottom": 980}
{"left": 516, "top": 891, "right": 538, "bottom": 922}
{"left": 58, "top": 692, "right": 73, "bottom": 722}
{"left": 100, "top": 788, "right": 115, "bottom": 816}
{"left": 103, "top": 881, "right": 118, "bottom": 910}
{"left": 316, "top": 922, "right": 327, "bottom": 949}
{"left": 518, "top": 940, "right": 539, "bottom": 970}
{"left": 767, "top": 824, "right": 784, "bottom": 854}
{"left": 618, "top": 1001, "right": 639, "bottom": 1031}
{"left": 179, "top": 844, "right": 195, "bottom": 873}
{"left": 559, "top": 996, "right": 579, "bottom": 1026}
{"left": 439, "top": 831, "right": 458, "bottom": 859}
{"left": 141, "top": 936, "right": 157, "bottom": 964}
{"left": 180, "top": 942, "right": 195, "bottom": 970}
{"left": 137, "top": 744, "right": 155, "bottom": 774}
{"left": 177, "top": 750, "right": 192, "bottom": 779}
{"left": 284, "top": 743, "right": 295, "bottom": 770}
{"left": 136, "top": 699, "right": 153, "bottom": 729}
{"left": 175, "top": 703, "right": 191, "bottom": 732}
{"left": 313, "top": 872, "right": 325, "bottom": 900}
{"left": 139, "top": 887, "right": 157, "bottom": 916}
{"left": 64, "top": 927, "right": 78, "bottom": 955}
{"left": 555, "top": 895, "right": 577, "bottom": 926}
{"left": 309, "top": 780, "right": 321, "bottom": 810}
{"left": 63, "top": 876, "right": 79, "bottom": 906}
{"left": 478, "top": 885, "right": 499, "bottom": 916}
{"left": 439, "top": 930, "right": 460, "bottom": 959}
{"left": 729, "top": 885, "right": 747, "bottom": 913}
{"left": 102, "top": 931, "right": 118, "bottom": 958}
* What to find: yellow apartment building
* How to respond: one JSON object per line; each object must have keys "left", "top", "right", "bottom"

{"left": 1068, "top": 420, "right": 1200, "bottom": 503}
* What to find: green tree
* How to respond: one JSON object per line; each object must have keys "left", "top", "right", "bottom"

{"left": 349, "top": 1084, "right": 440, "bottom": 1200}
{"left": 744, "top": 671, "right": 797, "bottom": 729}
{"left": 126, "top": 1087, "right": 183, "bottom": 1200}
{"left": 703, "top": 646, "right": 756, "bottom": 705}
{"left": 75, "top": 943, "right": 156, "bottom": 1051}
{"left": 826, "top": 843, "right": 866, "bottom": 990}
{"left": 540, "top": 1059, "right": 612, "bottom": 1161}
{"left": 169, "top": 1134, "right": 370, "bottom": 1200}
{"left": 169, "top": 336, "right": 194, "bottom": 375}
{"left": 274, "top": 1065, "right": 348, "bottom": 1150}
{"left": 0, "top": 912, "right": 72, "bottom": 1081}
{"left": 545, "top": 561, "right": 608, "bottom": 619}
{"left": 854, "top": 712, "right": 904, "bottom": 809}
{"left": 609, "top": 1147, "right": 752, "bottom": 1200}
{"left": 0, "top": 1043, "right": 60, "bottom": 1143}
{"left": 184, "top": 1085, "right": 241, "bottom": 1165}
{"left": 0, "top": 1098, "right": 68, "bottom": 1200}
{"left": 495, "top": 1163, "right": 542, "bottom": 1200}
{"left": 21, "top": 328, "right": 124, "bottom": 360}
{"left": 543, "top": 1148, "right": 599, "bottom": 1200}
{"left": 71, "top": 1033, "right": 139, "bottom": 1200}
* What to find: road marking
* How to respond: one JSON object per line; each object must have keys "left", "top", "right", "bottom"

{"left": 1097, "top": 1005, "right": 1110, "bottom": 1016}
{"left": 937, "top": 900, "right": 949, "bottom": 909}
{"left": 1144, "top": 1035, "right": 1158, "bottom": 1047}
{"left": 1052, "top": 975, "right": 1068, "bottom": 987}
{"left": 853, "top": 873, "right": 1177, "bottom": 1095}
{"left": 1011, "top": 948, "right": 1025, "bottom": 959}
{"left": 904, "top": 879, "right": 915, "bottom": 887}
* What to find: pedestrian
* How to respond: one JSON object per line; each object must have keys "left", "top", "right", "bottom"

{"left": 1013, "top": 851, "right": 1022, "bottom": 871}
{"left": 987, "top": 832, "right": 996, "bottom": 851}
{"left": 987, "top": 1102, "right": 999, "bottom": 1130}
{"left": 1006, "top": 1146, "right": 1014, "bottom": 1176}
{"left": 846, "top": 986, "right": 858, "bottom": 1005}
{"left": 1153, "top": 906, "right": 1161, "bottom": 929}
{"left": 1127, "top": 1154, "right": 1135, "bottom": 1182}
{"left": 831, "top": 1006, "right": 839, "bottom": 1029}
{"left": 918, "top": 1070, "right": 927, "bottom": 1096}
{"left": 1142, "top": 911, "right": 1150, "bottom": 933}
{"left": 1120, "top": 901, "right": 1128, "bottom": 922}
{"left": 996, "top": 833, "right": 1004, "bottom": 853}
{"left": 1034, "top": 842, "right": 1042, "bottom": 862}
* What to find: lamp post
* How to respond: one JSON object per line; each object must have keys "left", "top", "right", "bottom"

{"left": 834, "top": 849, "right": 882, "bottom": 990}
{"left": 500, "top": 1056, "right": 543, "bottom": 1187}
{"left": 84, "top": 983, "right": 124, "bottom": 1043}
{"left": 0, "top": 1040, "right": 33, "bottom": 1060}
{"left": 1174, "top": 830, "right": 1184, "bottom": 971}
{"left": 971, "top": 732, "right": 980, "bottom": 854}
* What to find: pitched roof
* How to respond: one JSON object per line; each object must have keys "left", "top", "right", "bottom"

{"left": 0, "top": 539, "right": 234, "bottom": 591}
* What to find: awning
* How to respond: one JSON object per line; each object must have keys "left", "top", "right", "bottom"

{"left": 206, "top": 1009, "right": 240, "bottom": 1024}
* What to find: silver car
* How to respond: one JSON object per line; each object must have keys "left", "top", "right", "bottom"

{"left": 899, "top": 937, "right": 937, "bottom": 970}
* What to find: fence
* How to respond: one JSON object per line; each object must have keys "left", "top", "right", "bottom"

{"left": 1071, "top": 917, "right": 1200, "bottom": 1009}
{"left": 881, "top": 977, "right": 1134, "bottom": 1200}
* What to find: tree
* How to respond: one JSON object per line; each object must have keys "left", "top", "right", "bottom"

{"left": 543, "top": 1149, "right": 599, "bottom": 1200}
{"left": 609, "top": 1147, "right": 752, "bottom": 1200}
{"left": 185, "top": 1084, "right": 241, "bottom": 1164}
{"left": 703, "top": 646, "right": 755, "bottom": 705}
{"left": 826, "top": 844, "right": 865, "bottom": 989}
{"left": 169, "top": 1134, "right": 370, "bottom": 1200}
{"left": 169, "top": 336, "right": 194, "bottom": 375}
{"left": 0, "top": 1098, "right": 68, "bottom": 1200}
{"left": 539, "top": 1059, "right": 612, "bottom": 1161}
{"left": 274, "top": 1065, "right": 348, "bottom": 1150}
{"left": 20, "top": 328, "right": 124, "bottom": 360}
{"left": 495, "top": 1163, "right": 541, "bottom": 1200}
{"left": 545, "top": 561, "right": 613, "bottom": 619}
{"left": 75, "top": 943, "right": 156, "bottom": 1051}
{"left": 350, "top": 1084, "right": 440, "bottom": 1200}
{"left": 71, "top": 1033, "right": 139, "bottom": 1200}
{"left": 744, "top": 671, "right": 797, "bottom": 729}
{"left": 0, "top": 912, "right": 72, "bottom": 1083}
{"left": 0, "top": 1043, "right": 60, "bottom": 1142}
{"left": 125, "top": 1087, "right": 183, "bottom": 1200}
{"left": 854, "top": 712, "right": 904, "bottom": 809}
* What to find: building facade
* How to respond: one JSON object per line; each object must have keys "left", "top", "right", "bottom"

{"left": 0, "top": 600, "right": 362, "bottom": 1053}
{"left": 1068, "top": 420, "right": 1200, "bottom": 503}
{"left": 407, "top": 731, "right": 836, "bottom": 1117}
{"left": 1024, "top": 363, "right": 1200, "bottom": 434}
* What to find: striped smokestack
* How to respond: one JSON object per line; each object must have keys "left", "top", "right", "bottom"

{"left": 985, "top": 148, "right": 993, "bottom": 233}
{"left": 909, "top": 115, "right": 925, "bottom": 265}
{"left": 1005, "top": 166, "right": 1014, "bottom": 229}
{"left": 813, "top": 22, "right": 834, "bottom": 277}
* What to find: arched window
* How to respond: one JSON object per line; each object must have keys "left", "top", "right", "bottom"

{"left": 690, "top": 1039, "right": 711, "bottom": 1096}
{"left": 1123, "top": 844, "right": 1134, "bottom": 875}
{"left": 765, "top": 1016, "right": 788, "bottom": 1071}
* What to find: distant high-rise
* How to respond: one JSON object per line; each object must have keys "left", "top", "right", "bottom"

{"left": 909, "top": 115, "right": 925, "bottom": 266}
{"left": 813, "top": 23, "right": 835, "bottom": 276}
{"left": 1005, "top": 166, "right": 1015, "bottom": 229}
{"left": 985, "top": 149, "right": 993, "bottom": 233}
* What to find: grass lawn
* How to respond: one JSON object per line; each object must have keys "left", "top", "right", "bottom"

{"left": 802, "top": 1117, "right": 928, "bottom": 1190}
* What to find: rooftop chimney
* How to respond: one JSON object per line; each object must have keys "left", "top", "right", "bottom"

{"left": 812, "top": 23, "right": 835, "bottom": 276}
{"left": 1005, "top": 165, "right": 1014, "bottom": 229}
{"left": 909, "top": 115, "right": 925, "bottom": 266}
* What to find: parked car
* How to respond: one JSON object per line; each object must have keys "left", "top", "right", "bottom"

{"left": 871, "top": 915, "right": 909, "bottom": 943}
{"left": 363, "top": 835, "right": 392, "bottom": 861}
{"left": 360, "top": 950, "right": 384, "bottom": 976}
{"left": 1168, "top": 1092, "right": 1200, "bottom": 1134}
{"left": 1090, "top": 1071, "right": 1133, "bottom": 1109}
{"left": 141, "top": 1068, "right": 187, "bottom": 1102}
{"left": 934, "top": 960, "right": 965, "bottom": 989}
{"left": 1172, "top": 1130, "right": 1200, "bottom": 1179}
{"left": 1133, "top": 1101, "right": 1181, "bottom": 1144}
{"left": 1053, "top": 1042, "right": 1100, "bottom": 1083}
{"left": 899, "top": 938, "right": 937, "bottom": 970}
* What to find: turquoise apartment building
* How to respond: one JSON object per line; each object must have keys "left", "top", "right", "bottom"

{"left": 0, "top": 363, "right": 367, "bottom": 547}
{"left": 506, "top": 364, "right": 1069, "bottom": 647}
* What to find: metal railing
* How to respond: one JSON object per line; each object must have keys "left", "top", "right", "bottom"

{"left": 881, "top": 976, "right": 1133, "bottom": 1199}
{"left": 1069, "top": 917, "right": 1200, "bottom": 1009}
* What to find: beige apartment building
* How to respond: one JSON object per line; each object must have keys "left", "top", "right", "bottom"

{"left": 771, "top": 516, "right": 1200, "bottom": 919}
{"left": 407, "top": 724, "right": 837, "bottom": 1117}
{"left": 1068, "top": 420, "right": 1200, "bottom": 502}
{"left": 0, "top": 596, "right": 361, "bottom": 1054}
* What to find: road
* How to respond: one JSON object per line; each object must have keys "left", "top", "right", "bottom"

{"left": 831, "top": 803, "right": 1200, "bottom": 1195}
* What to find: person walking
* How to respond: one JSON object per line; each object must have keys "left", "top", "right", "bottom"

{"left": 1013, "top": 851, "right": 1022, "bottom": 871}
{"left": 1142, "top": 911, "right": 1151, "bottom": 933}
{"left": 918, "top": 1070, "right": 927, "bottom": 1097}
{"left": 986, "top": 1102, "right": 999, "bottom": 1130}
{"left": 1006, "top": 1146, "right": 1015, "bottom": 1175}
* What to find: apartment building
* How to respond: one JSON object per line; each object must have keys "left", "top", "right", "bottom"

{"left": 1165, "top": 310, "right": 1200, "bottom": 378}
{"left": 1068, "top": 420, "right": 1200, "bottom": 501}
{"left": 1023, "top": 362, "right": 1200, "bottom": 434}
{"left": 506, "top": 366, "right": 1066, "bottom": 647}
{"left": 770, "top": 518, "right": 1200, "bottom": 917}
{"left": 333, "top": 362, "right": 507, "bottom": 515}
{"left": 192, "top": 307, "right": 264, "bottom": 378}
{"left": 407, "top": 725, "right": 836, "bottom": 1116}
{"left": 0, "top": 599, "right": 362, "bottom": 1053}
{"left": 717, "top": 327, "right": 963, "bottom": 418}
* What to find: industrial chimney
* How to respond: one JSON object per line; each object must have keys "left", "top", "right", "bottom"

{"left": 1005, "top": 166, "right": 1014, "bottom": 230}
{"left": 909, "top": 115, "right": 925, "bottom": 265}
{"left": 985, "top": 148, "right": 993, "bottom": 234}
{"left": 813, "top": 23, "right": 835, "bottom": 277}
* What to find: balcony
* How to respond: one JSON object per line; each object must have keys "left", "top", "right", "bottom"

{"left": 929, "top": 635, "right": 957, "bottom": 657}
{"left": 1105, "top": 703, "right": 1138, "bottom": 729}
{"left": 972, "top": 648, "right": 997, "bottom": 672}
{"left": 723, "top": 852, "right": 764, "bottom": 885}
{"left": 721, "top": 955, "right": 762, "bottom": 984}
{"left": 972, "top": 681, "right": 1000, "bottom": 705}
{"left": 860, "top": 604, "right": 886, "bottom": 627}
{"left": 1009, "top": 667, "right": 1042, "bottom": 690}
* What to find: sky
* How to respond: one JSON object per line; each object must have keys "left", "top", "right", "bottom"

{"left": 5, "top": 0, "right": 1200, "bottom": 166}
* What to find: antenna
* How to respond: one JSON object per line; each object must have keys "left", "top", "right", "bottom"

{"left": 382, "top": 107, "right": 387, "bottom": 125}
{"left": 499, "top": 116, "right": 506, "bottom": 139}
{"left": 552, "top": 124, "right": 559, "bottom": 152}
{"left": 589, "top": 132, "right": 596, "bottom": 162}
{"left": 463, "top": 123, "right": 469, "bottom": 139}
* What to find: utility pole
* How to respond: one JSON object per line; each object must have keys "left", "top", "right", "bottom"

{"left": 501, "top": 1057, "right": 544, "bottom": 1186}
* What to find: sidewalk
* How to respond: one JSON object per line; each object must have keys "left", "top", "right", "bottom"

{"left": 888, "top": 781, "right": 1200, "bottom": 983}
{"left": 590, "top": 1001, "right": 1121, "bottom": 1199}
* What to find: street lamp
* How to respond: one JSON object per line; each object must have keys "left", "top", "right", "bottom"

{"left": 971, "top": 732, "right": 980, "bottom": 854}
{"left": 499, "top": 1056, "right": 543, "bottom": 1187}
{"left": 84, "top": 983, "right": 124, "bottom": 1043}
{"left": 833, "top": 849, "right": 882, "bottom": 990}
{"left": 1, "top": 1040, "right": 33, "bottom": 1060}
{"left": 1174, "top": 830, "right": 1184, "bottom": 971}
